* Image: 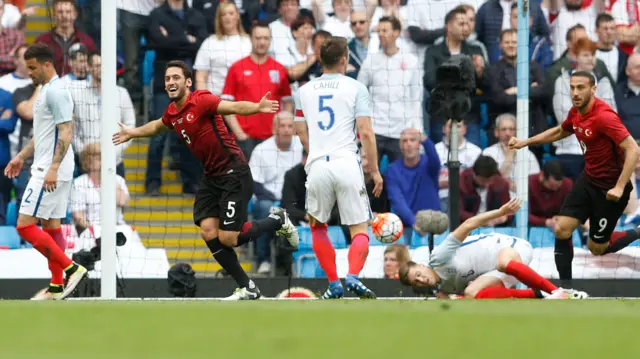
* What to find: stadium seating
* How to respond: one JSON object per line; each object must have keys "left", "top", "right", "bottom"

{"left": 0, "top": 227, "right": 21, "bottom": 249}
{"left": 6, "top": 201, "right": 17, "bottom": 227}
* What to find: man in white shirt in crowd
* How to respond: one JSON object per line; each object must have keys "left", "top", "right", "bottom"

{"left": 62, "top": 43, "right": 90, "bottom": 85}
{"left": 269, "top": 0, "right": 300, "bottom": 61}
{"left": 357, "top": 16, "right": 423, "bottom": 166}
{"left": 544, "top": 0, "right": 599, "bottom": 60}
{"left": 435, "top": 119, "right": 482, "bottom": 212}
{"left": 312, "top": 0, "right": 355, "bottom": 40}
{"left": 69, "top": 53, "right": 136, "bottom": 177}
{"left": 249, "top": 111, "right": 303, "bottom": 274}
{"left": 0, "top": 44, "right": 31, "bottom": 161}
{"left": 595, "top": 13, "right": 627, "bottom": 84}
{"left": 482, "top": 113, "right": 540, "bottom": 191}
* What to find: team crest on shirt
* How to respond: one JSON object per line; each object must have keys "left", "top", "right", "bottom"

{"left": 244, "top": 70, "right": 252, "bottom": 76}
{"left": 269, "top": 70, "right": 281, "bottom": 84}
{"left": 186, "top": 113, "right": 195, "bottom": 123}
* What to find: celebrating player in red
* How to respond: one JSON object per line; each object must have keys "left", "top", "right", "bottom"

{"left": 113, "top": 60, "right": 299, "bottom": 300}
{"left": 509, "top": 71, "right": 640, "bottom": 280}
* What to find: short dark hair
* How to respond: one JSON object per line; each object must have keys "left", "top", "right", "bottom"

{"left": 500, "top": 28, "right": 517, "bottom": 41}
{"left": 249, "top": 21, "right": 271, "bottom": 36}
{"left": 24, "top": 44, "right": 54, "bottom": 63}
{"left": 596, "top": 13, "right": 615, "bottom": 28}
{"left": 542, "top": 160, "right": 564, "bottom": 181}
{"left": 566, "top": 24, "right": 586, "bottom": 42}
{"left": 398, "top": 261, "right": 417, "bottom": 286}
{"left": 87, "top": 51, "right": 100, "bottom": 65}
{"left": 68, "top": 43, "right": 88, "bottom": 60}
{"left": 312, "top": 30, "right": 332, "bottom": 44}
{"left": 165, "top": 60, "right": 193, "bottom": 81}
{"left": 291, "top": 13, "right": 315, "bottom": 33}
{"left": 571, "top": 70, "right": 596, "bottom": 86}
{"left": 53, "top": 0, "right": 77, "bottom": 10}
{"left": 473, "top": 155, "right": 499, "bottom": 178}
{"left": 445, "top": 7, "right": 467, "bottom": 26}
{"left": 277, "top": 0, "right": 299, "bottom": 9}
{"left": 320, "top": 36, "right": 348, "bottom": 68}
{"left": 379, "top": 16, "right": 402, "bottom": 31}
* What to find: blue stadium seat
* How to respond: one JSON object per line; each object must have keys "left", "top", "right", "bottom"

{"left": 0, "top": 226, "right": 21, "bottom": 249}
{"left": 528, "top": 227, "right": 582, "bottom": 248}
{"left": 380, "top": 155, "right": 389, "bottom": 174}
{"left": 410, "top": 230, "right": 450, "bottom": 248}
{"left": 297, "top": 226, "right": 348, "bottom": 250}
{"left": 6, "top": 201, "right": 16, "bottom": 226}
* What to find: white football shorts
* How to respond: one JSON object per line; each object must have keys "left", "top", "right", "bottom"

{"left": 479, "top": 238, "right": 534, "bottom": 288}
{"left": 305, "top": 155, "right": 372, "bottom": 225}
{"left": 19, "top": 176, "right": 72, "bottom": 220}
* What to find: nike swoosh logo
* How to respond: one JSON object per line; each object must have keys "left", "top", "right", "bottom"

{"left": 593, "top": 235, "right": 604, "bottom": 239}
{"left": 224, "top": 220, "right": 235, "bottom": 225}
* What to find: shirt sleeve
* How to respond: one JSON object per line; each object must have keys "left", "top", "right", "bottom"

{"left": 160, "top": 109, "right": 173, "bottom": 128}
{"left": 47, "top": 85, "right": 73, "bottom": 124}
{"left": 354, "top": 81, "right": 372, "bottom": 118}
{"left": 600, "top": 111, "right": 631, "bottom": 145}
{"left": 560, "top": 111, "right": 574, "bottom": 133}
{"left": 199, "top": 91, "right": 222, "bottom": 114}
{"left": 293, "top": 91, "right": 305, "bottom": 122}
{"left": 429, "top": 234, "right": 462, "bottom": 268}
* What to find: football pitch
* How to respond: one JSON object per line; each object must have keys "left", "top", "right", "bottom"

{"left": 0, "top": 299, "right": 637, "bottom": 359}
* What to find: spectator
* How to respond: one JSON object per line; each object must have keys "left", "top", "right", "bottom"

{"left": 275, "top": 13, "right": 315, "bottom": 85}
{"left": 61, "top": 43, "right": 89, "bottom": 83}
{"left": 346, "top": 10, "right": 369, "bottom": 79}
{"left": 546, "top": 24, "right": 613, "bottom": 99}
{"left": 486, "top": 28, "right": 548, "bottom": 155}
{"left": 222, "top": 22, "right": 292, "bottom": 159}
{"left": 609, "top": 0, "right": 640, "bottom": 55}
{"left": 435, "top": 119, "right": 481, "bottom": 213}
{"left": 475, "top": 0, "right": 548, "bottom": 64}
{"left": 528, "top": 160, "right": 572, "bottom": 229}
{"left": 615, "top": 53, "right": 640, "bottom": 140}
{"left": 1, "top": 0, "right": 34, "bottom": 30}
{"left": 405, "top": 0, "right": 448, "bottom": 63}
{"left": 192, "top": 0, "right": 224, "bottom": 35}
{"left": 11, "top": 83, "right": 37, "bottom": 210}
{"left": 268, "top": 0, "right": 300, "bottom": 61}
{"left": 383, "top": 244, "right": 410, "bottom": 279}
{"left": 497, "top": 2, "right": 552, "bottom": 70}
{"left": 313, "top": 0, "right": 355, "bottom": 40}
{"left": 545, "top": 0, "right": 599, "bottom": 61}
{"left": 434, "top": 4, "right": 489, "bottom": 63}
{"left": 70, "top": 143, "right": 130, "bottom": 235}
{"left": 553, "top": 38, "right": 617, "bottom": 180}
{"left": 459, "top": 155, "right": 511, "bottom": 223}
{"left": 146, "top": 0, "right": 208, "bottom": 195}
{"left": 0, "top": 1, "right": 24, "bottom": 76}
{"left": 385, "top": 128, "right": 440, "bottom": 241}
{"left": 0, "top": 43, "right": 30, "bottom": 162}
{"left": 360, "top": 147, "right": 390, "bottom": 214}
{"left": 483, "top": 113, "right": 540, "bottom": 190}
{"left": 358, "top": 16, "right": 423, "bottom": 165}
{"left": 194, "top": 2, "right": 251, "bottom": 95}
{"left": 249, "top": 111, "right": 303, "bottom": 274}
{"left": 69, "top": 53, "right": 135, "bottom": 178}
{"left": 424, "top": 7, "right": 484, "bottom": 145}
{"left": 0, "top": 85, "right": 15, "bottom": 224}
{"left": 118, "top": 0, "right": 157, "bottom": 104}
{"left": 595, "top": 13, "right": 628, "bottom": 85}
{"left": 370, "top": 0, "right": 407, "bottom": 33}
{"left": 35, "top": 0, "right": 96, "bottom": 76}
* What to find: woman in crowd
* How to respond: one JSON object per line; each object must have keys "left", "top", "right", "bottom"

{"left": 383, "top": 244, "right": 410, "bottom": 279}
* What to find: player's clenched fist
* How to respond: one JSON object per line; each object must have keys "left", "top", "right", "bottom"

{"left": 4, "top": 156, "right": 23, "bottom": 179}
{"left": 112, "top": 122, "right": 132, "bottom": 145}
{"left": 606, "top": 186, "right": 624, "bottom": 201}
{"left": 508, "top": 137, "right": 526, "bottom": 150}
{"left": 258, "top": 92, "right": 280, "bottom": 114}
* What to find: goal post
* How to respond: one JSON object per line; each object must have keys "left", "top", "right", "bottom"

{"left": 100, "top": 0, "right": 118, "bottom": 299}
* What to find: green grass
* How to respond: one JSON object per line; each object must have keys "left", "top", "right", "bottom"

{"left": 0, "top": 300, "right": 637, "bottom": 359}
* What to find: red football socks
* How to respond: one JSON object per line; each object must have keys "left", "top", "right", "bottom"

{"left": 17, "top": 224, "right": 72, "bottom": 271}
{"left": 311, "top": 224, "right": 339, "bottom": 282}
{"left": 44, "top": 227, "right": 66, "bottom": 286}
{"left": 348, "top": 232, "right": 369, "bottom": 276}
{"left": 474, "top": 286, "right": 538, "bottom": 299}
{"left": 505, "top": 260, "right": 558, "bottom": 294}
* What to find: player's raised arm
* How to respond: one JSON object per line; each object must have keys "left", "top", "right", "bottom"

{"left": 508, "top": 125, "right": 572, "bottom": 150}
{"left": 217, "top": 92, "right": 279, "bottom": 116}
{"left": 112, "top": 118, "right": 169, "bottom": 145}
{"left": 451, "top": 197, "right": 523, "bottom": 241}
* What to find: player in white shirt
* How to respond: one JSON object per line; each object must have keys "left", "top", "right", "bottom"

{"left": 399, "top": 198, "right": 588, "bottom": 299}
{"left": 295, "top": 36, "right": 383, "bottom": 299}
{"left": 4, "top": 44, "right": 87, "bottom": 300}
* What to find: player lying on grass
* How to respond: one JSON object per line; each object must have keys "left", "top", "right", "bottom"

{"left": 399, "top": 198, "right": 589, "bottom": 299}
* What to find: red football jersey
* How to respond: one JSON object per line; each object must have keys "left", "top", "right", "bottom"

{"left": 561, "top": 98, "right": 631, "bottom": 189}
{"left": 162, "top": 90, "right": 247, "bottom": 177}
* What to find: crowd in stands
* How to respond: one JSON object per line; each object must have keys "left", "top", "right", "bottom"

{"left": 2, "top": 0, "right": 640, "bottom": 276}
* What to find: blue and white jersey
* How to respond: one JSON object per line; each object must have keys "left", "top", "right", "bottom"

{"left": 294, "top": 73, "right": 372, "bottom": 169}
{"left": 32, "top": 75, "right": 75, "bottom": 181}
{"left": 430, "top": 233, "right": 525, "bottom": 294}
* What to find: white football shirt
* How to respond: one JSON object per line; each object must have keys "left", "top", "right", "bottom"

{"left": 32, "top": 75, "right": 75, "bottom": 181}
{"left": 294, "top": 73, "right": 372, "bottom": 168}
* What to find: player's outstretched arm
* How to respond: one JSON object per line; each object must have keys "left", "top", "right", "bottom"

{"left": 357, "top": 116, "right": 383, "bottom": 197}
{"left": 295, "top": 121, "right": 309, "bottom": 152}
{"left": 508, "top": 126, "right": 571, "bottom": 150}
{"left": 608, "top": 136, "right": 640, "bottom": 201}
{"left": 112, "top": 119, "right": 169, "bottom": 145}
{"left": 451, "top": 197, "right": 523, "bottom": 241}
{"left": 217, "top": 92, "right": 279, "bottom": 116}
